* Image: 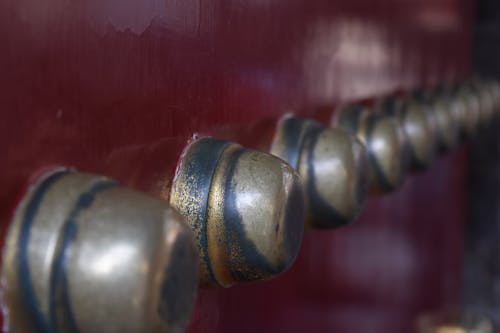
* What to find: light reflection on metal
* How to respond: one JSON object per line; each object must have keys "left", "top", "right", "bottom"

{"left": 375, "top": 96, "right": 437, "bottom": 171}
{"left": 170, "top": 137, "right": 305, "bottom": 287}
{"left": 90, "top": 243, "right": 138, "bottom": 276}
{"left": 270, "top": 116, "right": 368, "bottom": 229}
{"left": 1, "top": 170, "right": 199, "bottom": 333}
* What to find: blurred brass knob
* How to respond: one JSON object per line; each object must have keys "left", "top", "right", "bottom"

{"left": 2, "top": 171, "right": 198, "bottom": 333}
{"left": 333, "top": 104, "right": 409, "bottom": 194}
{"left": 492, "top": 80, "right": 500, "bottom": 115}
{"left": 486, "top": 80, "right": 500, "bottom": 120}
{"left": 376, "top": 96, "right": 437, "bottom": 171}
{"left": 471, "top": 80, "right": 495, "bottom": 126}
{"left": 402, "top": 100, "right": 438, "bottom": 170}
{"left": 482, "top": 82, "right": 496, "bottom": 124}
{"left": 428, "top": 94, "right": 460, "bottom": 153}
{"left": 417, "top": 311, "right": 493, "bottom": 333}
{"left": 447, "top": 94, "right": 467, "bottom": 140}
{"left": 270, "top": 116, "right": 368, "bottom": 229}
{"left": 170, "top": 138, "right": 305, "bottom": 287}
{"left": 454, "top": 85, "right": 481, "bottom": 138}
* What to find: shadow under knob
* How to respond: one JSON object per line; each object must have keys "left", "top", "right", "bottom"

{"left": 170, "top": 138, "right": 305, "bottom": 288}
{"left": 2, "top": 170, "right": 198, "bottom": 333}
{"left": 270, "top": 116, "right": 368, "bottom": 229}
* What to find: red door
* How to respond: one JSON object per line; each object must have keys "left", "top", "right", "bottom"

{"left": 0, "top": 0, "right": 473, "bottom": 332}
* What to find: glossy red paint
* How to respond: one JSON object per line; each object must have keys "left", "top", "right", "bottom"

{"left": 0, "top": 0, "right": 472, "bottom": 332}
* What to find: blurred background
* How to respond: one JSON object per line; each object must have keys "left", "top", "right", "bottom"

{"left": 463, "top": 0, "right": 500, "bottom": 329}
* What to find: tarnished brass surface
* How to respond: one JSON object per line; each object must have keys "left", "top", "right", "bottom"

{"left": 170, "top": 138, "right": 305, "bottom": 287}
{"left": 401, "top": 100, "right": 438, "bottom": 170}
{"left": 333, "top": 104, "right": 409, "bottom": 194}
{"left": 376, "top": 96, "right": 437, "bottom": 171}
{"left": 270, "top": 116, "right": 368, "bottom": 229}
{"left": 1, "top": 171, "right": 198, "bottom": 333}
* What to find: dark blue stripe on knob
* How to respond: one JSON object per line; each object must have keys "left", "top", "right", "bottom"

{"left": 18, "top": 170, "right": 69, "bottom": 333}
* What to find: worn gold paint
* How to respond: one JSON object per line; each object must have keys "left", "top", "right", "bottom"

{"left": 205, "top": 144, "right": 237, "bottom": 287}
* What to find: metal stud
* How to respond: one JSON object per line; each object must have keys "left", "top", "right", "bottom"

{"left": 427, "top": 93, "right": 460, "bottom": 153}
{"left": 471, "top": 80, "right": 495, "bottom": 127}
{"left": 447, "top": 92, "right": 467, "bottom": 140}
{"left": 170, "top": 138, "right": 305, "bottom": 287}
{"left": 333, "top": 104, "right": 409, "bottom": 194}
{"left": 270, "top": 116, "right": 368, "bottom": 229}
{"left": 454, "top": 85, "right": 481, "bottom": 139}
{"left": 376, "top": 96, "right": 437, "bottom": 171}
{"left": 2, "top": 170, "right": 199, "bottom": 333}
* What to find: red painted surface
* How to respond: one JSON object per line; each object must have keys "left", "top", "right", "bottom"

{"left": 0, "top": 0, "right": 472, "bottom": 332}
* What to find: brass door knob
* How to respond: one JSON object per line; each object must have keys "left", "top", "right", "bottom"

{"left": 402, "top": 100, "right": 438, "bottom": 170}
{"left": 269, "top": 116, "right": 368, "bottom": 229}
{"left": 170, "top": 138, "right": 305, "bottom": 287}
{"left": 376, "top": 96, "right": 437, "bottom": 171}
{"left": 447, "top": 93, "right": 467, "bottom": 141}
{"left": 2, "top": 170, "right": 198, "bottom": 333}
{"left": 428, "top": 94, "right": 460, "bottom": 153}
{"left": 470, "top": 80, "right": 495, "bottom": 127}
{"left": 333, "top": 104, "right": 409, "bottom": 194}
{"left": 454, "top": 85, "right": 481, "bottom": 139}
